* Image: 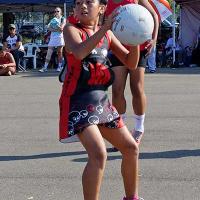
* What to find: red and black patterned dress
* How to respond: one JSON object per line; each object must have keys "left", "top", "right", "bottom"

{"left": 59, "top": 24, "right": 124, "bottom": 143}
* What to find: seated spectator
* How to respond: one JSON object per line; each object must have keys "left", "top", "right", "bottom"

{"left": 0, "top": 44, "right": 16, "bottom": 76}
{"left": 184, "top": 46, "right": 193, "bottom": 67}
{"left": 165, "top": 35, "right": 184, "bottom": 67}
{"left": 2, "top": 24, "right": 24, "bottom": 71}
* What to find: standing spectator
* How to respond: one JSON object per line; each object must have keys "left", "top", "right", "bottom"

{"left": 2, "top": 24, "right": 24, "bottom": 71}
{"left": 0, "top": 44, "right": 16, "bottom": 76}
{"left": 147, "top": 45, "right": 157, "bottom": 73}
{"left": 39, "top": 7, "right": 66, "bottom": 72}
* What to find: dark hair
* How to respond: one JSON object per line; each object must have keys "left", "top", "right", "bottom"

{"left": 100, "top": 0, "right": 107, "bottom": 5}
{"left": 74, "top": 0, "right": 107, "bottom": 5}
{"left": 0, "top": 46, "right": 3, "bottom": 51}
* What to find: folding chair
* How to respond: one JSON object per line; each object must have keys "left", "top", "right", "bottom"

{"left": 23, "top": 43, "right": 40, "bottom": 69}
{"left": 18, "top": 59, "right": 27, "bottom": 72}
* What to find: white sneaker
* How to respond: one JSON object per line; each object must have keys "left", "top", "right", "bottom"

{"left": 132, "top": 129, "right": 144, "bottom": 144}
{"left": 56, "top": 66, "right": 63, "bottom": 72}
{"left": 39, "top": 67, "right": 47, "bottom": 72}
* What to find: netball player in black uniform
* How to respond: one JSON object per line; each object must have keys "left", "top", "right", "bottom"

{"left": 59, "top": 0, "right": 142, "bottom": 199}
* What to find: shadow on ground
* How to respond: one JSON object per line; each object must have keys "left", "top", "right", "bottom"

{"left": 0, "top": 149, "right": 200, "bottom": 162}
{"left": 15, "top": 67, "right": 200, "bottom": 78}
{"left": 149, "top": 66, "right": 200, "bottom": 75}
{"left": 17, "top": 70, "right": 60, "bottom": 78}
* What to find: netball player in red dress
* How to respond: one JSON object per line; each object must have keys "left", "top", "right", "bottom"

{"left": 59, "top": 0, "right": 143, "bottom": 199}
{"left": 106, "top": 0, "right": 159, "bottom": 146}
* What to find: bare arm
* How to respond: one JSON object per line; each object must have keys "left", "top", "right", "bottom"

{"left": 13, "top": 41, "right": 22, "bottom": 50}
{"left": 63, "top": 10, "right": 139, "bottom": 69}
{"left": 3, "top": 53, "right": 16, "bottom": 68}
{"left": 109, "top": 31, "right": 139, "bottom": 70}
{"left": 64, "top": 24, "right": 110, "bottom": 60}
{"left": 60, "top": 17, "right": 66, "bottom": 29}
{"left": 48, "top": 25, "right": 60, "bottom": 32}
{"left": 3, "top": 42, "right": 9, "bottom": 51}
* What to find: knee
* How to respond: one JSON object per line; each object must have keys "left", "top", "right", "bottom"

{"left": 131, "top": 83, "right": 144, "bottom": 98}
{"left": 112, "top": 86, "right": 124, "bottom": 99}
{"left": 122, "top": 142, "right": 139, "bottom": 158}
{"left": 89, "top": 149, "right": 107, "bottom": 169}
{"left": 8, "top": 67, "right": 16, "bottom": 74}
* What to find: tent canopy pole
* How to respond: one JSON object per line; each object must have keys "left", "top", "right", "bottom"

{"left": 172, "top": 0, "right": 176, "bottom": 65}
{"left": 64, "top": 3, "right": 67, "bottom": 18}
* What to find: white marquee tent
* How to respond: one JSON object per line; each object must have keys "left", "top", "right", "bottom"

{"left": 175, "top": 0, "right": 200, "bottom": 48}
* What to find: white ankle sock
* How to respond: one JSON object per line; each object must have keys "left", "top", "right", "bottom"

{"left": 134, "top": 114, "right": 145, "bottom": 133}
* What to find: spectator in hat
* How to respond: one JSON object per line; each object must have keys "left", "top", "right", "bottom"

{"left": 0, "top": 44, "right": 16, "bottom": 76}
{"left": 2, "top": 24, "right": 24, "bottom": 71}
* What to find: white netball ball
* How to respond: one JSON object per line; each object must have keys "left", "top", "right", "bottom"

{"left": 112, "top": 4, "right": 154, "bottom": 46}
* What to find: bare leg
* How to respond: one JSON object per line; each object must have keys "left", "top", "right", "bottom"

{"left": 57, "top": 46, "right": 63, "bottom": 64}
{"left": 78, "top": 125, "right": 107, "bottom": 200}
{"left": 8, "top": 66, "right": 16, "bottom": 75}
{"left": 129, "top": 67, "right": 146, "bottom": 115}
{"left": 129, "top": 67, "right": 146, "bottom": 144}
{"left": 99, "top": 125, "right": 139, "bottom": 198}
{"left": 44, "top": 47, "right": 54, "bottom": 64}
{"left": 112, "top": 66, "right": 129, "bottom": 114}
{"left": 0, "top": 66, "right": 15, "bottom": 76}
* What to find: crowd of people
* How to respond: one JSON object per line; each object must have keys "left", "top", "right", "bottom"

{"left": 155, "top": 28, "right": 200, "bottom": 69}
{"left": 0, "top": 9, "right": 199, "bottom": 77}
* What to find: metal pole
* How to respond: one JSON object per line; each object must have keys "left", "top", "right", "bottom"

{"left": 64, "top": 3, "right": 67, "bottom": 18}
{"left": 172, "top": 1, "right": 176, "bottom": 65}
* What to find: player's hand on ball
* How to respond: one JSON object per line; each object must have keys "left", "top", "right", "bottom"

{"left": 103, "top": 9, "right": 119, "bottom": 31}
{"left": 145, "top": 39, "right": 156, "bottom": 56}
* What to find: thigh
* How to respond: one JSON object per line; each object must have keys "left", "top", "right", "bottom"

{"left": 129, "top": 66, "right": 145, "bottom": 96}
{"left": 78, "top": 125, "right": 107, "bottom": 157}
{"left": 99, "top": 125, "right": 137, "bottom": 152}
{"left": 112, "top": 66, "right": 128, "bottom": 92}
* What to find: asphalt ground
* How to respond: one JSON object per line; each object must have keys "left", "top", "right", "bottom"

{"left": 0, "top": 67, "right": 200, "bottom": 200}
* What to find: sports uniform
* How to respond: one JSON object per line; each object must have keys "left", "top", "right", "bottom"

{"left": 59, "top": 25, "right": 124, "bottom": 143}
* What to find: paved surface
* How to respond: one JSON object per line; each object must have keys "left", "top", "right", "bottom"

{"left": 0, "top": 67, "right": 200, "bottom": 200}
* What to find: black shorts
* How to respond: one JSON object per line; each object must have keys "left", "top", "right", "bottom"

{"left": 108, "top": 50, "right": 148, "bottom": 68}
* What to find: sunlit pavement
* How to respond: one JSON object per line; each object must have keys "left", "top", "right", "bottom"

{"left": 0, "top": 67, "right": 200, "bottom": 200}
